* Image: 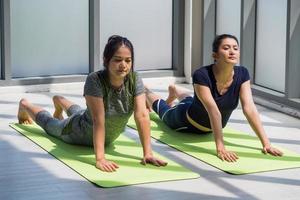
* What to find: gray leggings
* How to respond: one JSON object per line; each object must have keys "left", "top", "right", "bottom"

{"left": 35, "top": 104, "right": 83, "bottom": 138}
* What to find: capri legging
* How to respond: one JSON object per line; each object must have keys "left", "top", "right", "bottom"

{"left": 152, "top": 97, "right": 193, "bottom": 132}
{"left": 152, "top": 96, "right": 210, "bottom": 134}
{"left": 35, "top": 104, "right": 84, "bottom": 139}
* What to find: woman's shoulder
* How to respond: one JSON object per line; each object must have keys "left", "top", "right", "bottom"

{"left": 192, "top": 64, "right": 214, "bottom": 85}
{"left": 195, "top": 64, "right": 212, "bottom": 73}
{"left": 234, "top": 66, "right": 250, "bottom": 82}
{"left": 84, "top": 70, "right": 109, "bottom": 89}
{"left": 86, "top": 70, "right": 107, "bottom": 80}
{"left": 86, "top": 70, "right": 99, "bottom": 78}
{"left": 83, "top": 70, "right": 106, "bottom": 97}
{"left": 234, "top": 65, "right": 250, "bottom": 75}
{"left": 193, "top": 64, "right": 213, "bottom": 77}
{"left": 234, "top": 65, "right": 248, "bottom": 71}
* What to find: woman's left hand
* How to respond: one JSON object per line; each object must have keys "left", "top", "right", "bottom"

{"left": 141, "top": 155, "right": 168, "bottom": 167}
{"left": 262, "top": 146, "right": 283, "bottom": 156}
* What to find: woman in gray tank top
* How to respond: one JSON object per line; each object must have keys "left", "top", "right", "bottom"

{"left": 17, "top": 35, "right": 167, "bottom": 172}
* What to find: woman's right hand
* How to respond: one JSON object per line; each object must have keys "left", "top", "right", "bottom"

{"left": 96, "top": 158, "right": 119, "bottom": 172}
{"left": 217, "top": 148, "right": 239, "bottom": 162}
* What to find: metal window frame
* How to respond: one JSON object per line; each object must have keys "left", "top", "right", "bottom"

{"left": 0, "top": 0, "right": 90, "bottom": 86}
{"left": 201, "top": 0, "right": 216, "bottom": 66}
{"left": 89, "top": 0, "right": 100, "bottom": 73}
{"left": 286, "top": 0, "right": 300, "bottom": 99}
{"left": 0, "top": 0, "right": 182, "bottom": 87}
{"left": 240, "top": 0, "right": 256, "bottom": 81}
{"left": 1, "top": 0, "right": 11, "bottom": 81}
{"left": 248, "top": 0, "right": 300, "bottom": 111}
{"left": 172, "top": 0, "right": 185, "bottom": 77}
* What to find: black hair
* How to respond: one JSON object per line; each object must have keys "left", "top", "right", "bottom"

{"left": 103, "top": 35, "right": 134, "bottom": 71}
{"left": 212, "top": 34, "right": 239, "bottom": 53}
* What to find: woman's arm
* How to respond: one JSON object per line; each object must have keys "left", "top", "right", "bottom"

{"left": 239, "top": 80, "right": 283, "bottom": 156}
{"left": 134, "top": 93, "right": 167, "bottom": 166}
{"left": 194, "top": 84, "right": 238, "bottom": 162}
{"left": 85, "top": 95, "right": 119, "bottom": 172}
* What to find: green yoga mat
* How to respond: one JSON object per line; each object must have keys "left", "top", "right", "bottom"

{"left": 10, "top": 123, "right": 199, "bottom": 187}
{"left": 127, "top": 112, "right": 300, "bottom": 174}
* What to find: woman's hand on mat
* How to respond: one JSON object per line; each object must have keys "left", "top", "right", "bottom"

{"left": 262, "top": 146, "right": 283, "bottom": 156}
{"left": 141, "top": 155, "right": 168, "bottom": 167}
{"left": 217, "top": 148, "right": 239, "bottom": 162}
{"left": 96, "top": 158, "right": 119, "bottom": 172}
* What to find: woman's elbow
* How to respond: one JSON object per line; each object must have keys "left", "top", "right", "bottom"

{"left": 208, "top": 108, "right": 221, "bottom": 119}
{"left": 134, "top": 110, "right": 148, "bottom": 121}
{"left": 242, "top": 105, "right": 256, "bottom": 117}
{"left": 92, "top": 117, "right": 104, "bottom": 127}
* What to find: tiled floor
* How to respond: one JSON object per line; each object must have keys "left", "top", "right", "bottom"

{"left": 1, "top": 78, "right": 300, "bottom": 200}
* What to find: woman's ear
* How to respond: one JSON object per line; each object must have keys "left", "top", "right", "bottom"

{"left": 212, "top": 52, "right": 218, "bottom": 61}
{"left": 103, "top": 57, "right": 107, "bottom": 68}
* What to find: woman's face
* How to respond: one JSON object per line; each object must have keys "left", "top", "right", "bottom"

{"left": 213, "top": 38, "right": 240, "bottom": 65}
{"left": 107, "top": 45, "right": 132, "bottom": 79}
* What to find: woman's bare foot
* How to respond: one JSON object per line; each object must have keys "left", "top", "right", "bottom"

{"left": 53, "top": 109, "right": 63, "bottom": 120}
{"left": 53, "top": 111, "right": 63, "bottom": 120}
{"left": 18, "top": 99, "right": 34, "bottom": 124}
{"left": 165, "top": 84, "right": 177, "bottom": 107}
{"left": 52, "top": 96, "right": 64, "bottom": 120}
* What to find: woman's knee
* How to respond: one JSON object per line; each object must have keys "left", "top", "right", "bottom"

{"left": 44, "top": 117, "right": 65, "bottom": 138}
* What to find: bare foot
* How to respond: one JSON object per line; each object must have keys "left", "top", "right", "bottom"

{"left": 53, "top": 110, "right": 64, "bottom": 120}
{"left": 52, "top": 96, "right": 64, "bottom": 120}
{"left": 165, "top": 84, "right": 177, "bottom": 107}
{"left": 18, "top": 105, "right": 33, "bottom": 124}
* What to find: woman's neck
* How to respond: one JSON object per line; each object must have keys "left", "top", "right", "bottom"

{"left": 213, "top": 62, "right": 234, "bottom": 83}
{"left": 109, "top": 75, "right": 125, "bottom": 89}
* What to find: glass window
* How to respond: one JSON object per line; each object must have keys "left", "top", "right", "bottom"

{"left": 0, "top": 31, "right": 1, "bottom": 79}
{"left": 255, "top": 0, "right": 287, "bottom": 92}
{"left": 288, "top": 0, "right": 300, "bottom": 98}
{"left": 11, "top": 0, "right": 89, "bottom": 78}
{"left": 216, "top": 0, "right": 241, "bottom": 42}
{"left": 100, "top": 0, "right": 173, "bottom": 70}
